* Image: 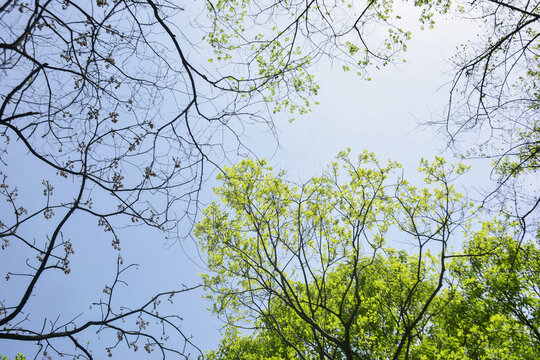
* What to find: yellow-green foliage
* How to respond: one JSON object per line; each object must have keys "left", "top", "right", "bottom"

{"left": 203, "top": 0, "right": 452, "bottom": 119}
{"left": 194, "top": 152, "right": 540, "bottom": 359}
{"left": 0, "top": 354, "right": 25, "bottom": 360}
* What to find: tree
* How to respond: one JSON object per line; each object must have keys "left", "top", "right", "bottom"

{"left": 198, "top": 0, "right": 540, "bottom": 235}
{"left": 0, "top": 0, "right": 217, "bottom": 357}
{"left": 415, "top": 220, "right": 540, "bottom": 359}
{"left": 196, "top": 152, "right": 540, "bottom": 359}
{"left": 196, "top": 151, "right": 463, "bottom": 359}
{"left": 441, "top": 0, "right": 540, "bottom": 228}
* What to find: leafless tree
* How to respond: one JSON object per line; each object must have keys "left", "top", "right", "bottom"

{"left": 0, "top": 0, "right": 238, "bottom": 357}
{"left": 443, "top": 0, "right": 540, "bottom": 229}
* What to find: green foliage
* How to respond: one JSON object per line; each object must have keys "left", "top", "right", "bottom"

{"left": 416, "top": 221, "right": 540, "bottom": 359}
{"left": 205, "top": 251, "right": 443, "bottom": 359}
{"left": 204, "top": 0, "right": 451, "bottom": 118}
{"left": 495, "top": 121, "right": 540, "bottom": 178}
{"left": 197, "top": 151, "right": 540, "bottom": 359}
{"left": 0, "top": 354, "right": 25, "bottom": 360}
{"left": 197, "top": 152, "right": 540, "bottom": 359}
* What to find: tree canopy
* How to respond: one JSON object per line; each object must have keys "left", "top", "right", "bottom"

{"left": 197, "top": 152, "right": 540, "bottom": 359}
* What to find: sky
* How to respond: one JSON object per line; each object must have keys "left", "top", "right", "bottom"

{"left": 257, "top": 11, "right": 490, "bottom": 190}
{"left": 0, "top": 3, "right": 495, "bottom": 359}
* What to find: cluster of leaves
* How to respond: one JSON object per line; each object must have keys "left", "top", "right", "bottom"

{"left": 203, "top": 0, "right": 452, "bottom": 118}
{"left": 417, "top": 221, "right": 540, "bottom": 359}
{"left": 202, "top": 230, "right": 540, "bottom": 359}
{"left": 194, "top": 152, "right": 540, "bottom": 359}
{"left": 0, "top": 354, "right": 25, "bottom": 360}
